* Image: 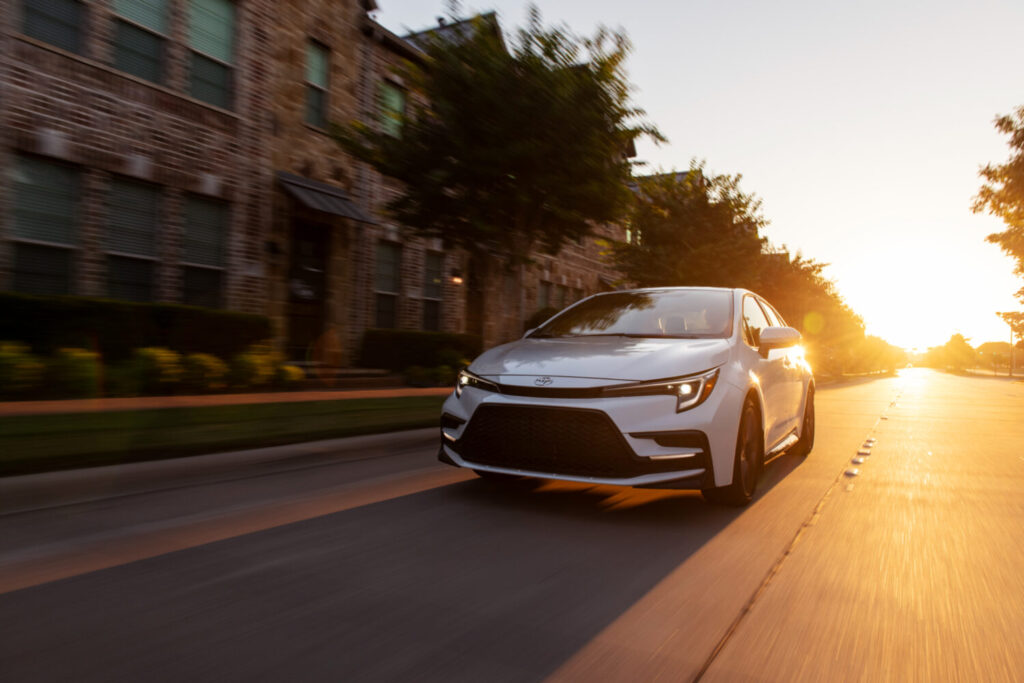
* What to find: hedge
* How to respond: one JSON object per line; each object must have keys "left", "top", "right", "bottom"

{"left": 359, "top": 329, "right": 482, "bottom": 371}
{"left": 0, "top": 292, "right": 273, "bottom": 361}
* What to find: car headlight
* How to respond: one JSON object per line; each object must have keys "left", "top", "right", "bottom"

{"left": 599, "top": 368, "right": 719, "bottom": 412}
{"left": 456, "top": 369, "right": 499, "bottom": 398}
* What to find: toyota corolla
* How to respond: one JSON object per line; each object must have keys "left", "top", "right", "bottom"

{"left": 438, "top": 287, "right": 814, "bottom": 505}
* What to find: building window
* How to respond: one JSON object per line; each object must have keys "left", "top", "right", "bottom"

{"left": 375, "top": 242, "right": 401, "bottom": 328}
{"left": 11, "top": 155, "right": 78, "bottom": 295}
{"left": 106, "top": 177, "right": 161, "bottom": 301}
{"left": 187, "top": 0, "right": 235, "bottom": 109}
{"left": 556, "top": 285, "right": 568, "bottom": 310}
{"left": 182, "top": 195, "right": 227, "bottom": 308}
{"left": 305, "top": 40, "right": 329, "bottom": 127}
{"left": 378, "top": 81, "right": 406, "bottom": 138}
{"left": 22, "top": 0, "right": 84, "bottom": 54}
{"left": 538, "top": 281, "right": 551, "bottom": 309}
{"left": 112, "top": 0, "right": 168, "bottom": 83}
{"left": 422, "top": 251, "right": 443, "bottom": 331}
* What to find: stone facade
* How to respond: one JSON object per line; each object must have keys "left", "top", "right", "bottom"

{"left": 0, "top": 1, "right": 626, "bottom": 365}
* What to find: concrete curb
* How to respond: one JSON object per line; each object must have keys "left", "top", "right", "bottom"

{"left": 0, "top": 427, "right": 439, "bottom": 517}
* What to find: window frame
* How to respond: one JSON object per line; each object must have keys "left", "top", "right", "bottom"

{"left": 105, "top": 176, "right": 163, "bottom": 302}
{"left": 186, "top": 0, "right": 236, "bottom": 109}
{"left": 10, "top": 154, "right": 80, "bottom": 295}
{"left": 742, "top": 295, "right": 773, "bottom": 349}
{"left": 377, "top": 80, "right": 407, "bottom": 138}
{"left": 111, "top": 0, "right": 169, "bottom": 84}
{"left": 305, "top": 39, "right": 330, "bottom": 128}
{"left": 180, "top": 193, "right": 228, "bottom": 308}
{"left": 21, "top": 0, "right": 85, "bottom": 54}
{"left": 422, "top": 250, "right": 443, "bottom": 331}
{"left": 375, "top": 241, "right": 401, "bottom": 329}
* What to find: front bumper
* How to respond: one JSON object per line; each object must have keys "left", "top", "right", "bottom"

{"left": 438, "top": 387, "right": 734, "bottom": 489}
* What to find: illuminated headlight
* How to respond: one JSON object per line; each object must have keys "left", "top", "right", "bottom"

{"left": 455, "top": 369, "right": 499, "bottom": 398}
{"left": 600, "top": 368, "right": 719, "bottom": 412}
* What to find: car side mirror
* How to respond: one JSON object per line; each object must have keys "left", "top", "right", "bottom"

{"left": 759, "top": 326, "right": 801, "bottom": 358}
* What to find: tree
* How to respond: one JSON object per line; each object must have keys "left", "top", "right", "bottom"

{"left": 973, "top": 105, "right": 1024, "bottom": 302}
{"left": 612, "top": 161, "right": 766, "bottom": 288}
{"left": 924, "top": 333, "right": 977, "bottom": 371}
{"left": 336, "top": 7, "right": 662, "bottom": 262}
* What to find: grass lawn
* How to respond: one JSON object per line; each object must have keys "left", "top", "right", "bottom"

{"left": 0, "top": 396, "right": 446, "bottom": 476}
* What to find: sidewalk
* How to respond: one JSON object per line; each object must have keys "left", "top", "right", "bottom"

{"left": 0, "top": 387, "right": 453, "bottom": 418}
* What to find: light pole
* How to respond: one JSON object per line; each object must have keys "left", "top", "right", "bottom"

{"left": 998, "top": 312, "right": 1016, "bottom": 378}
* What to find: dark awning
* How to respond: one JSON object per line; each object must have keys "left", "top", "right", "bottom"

{"left": 277, "top": 171, "right": 375, "bottom": 224}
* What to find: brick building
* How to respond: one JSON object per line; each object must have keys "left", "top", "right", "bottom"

{"left": 0, "top": 1, "right": 625, "bottom": 367}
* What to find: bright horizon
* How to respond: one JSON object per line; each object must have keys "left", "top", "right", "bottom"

{"left": 373, "top": 0, "right": 1024, "bottom": 350}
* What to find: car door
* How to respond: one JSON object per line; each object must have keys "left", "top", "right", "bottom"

{"left": 741, "top": 295, "right": 789, "bottom": 450}
{"left": 758, "top": 298, "right": 804, "bottom": 426}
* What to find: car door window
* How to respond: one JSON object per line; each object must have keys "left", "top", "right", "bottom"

{"left": 760, "top": 300, "right": 786, "bottom": 328}
{"left": 742, "top": 296, "right": 771, "bottom": 347}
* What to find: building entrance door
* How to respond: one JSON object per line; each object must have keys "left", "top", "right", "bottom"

{"left": 287, "top": 221, "right": 330, "bottom": 360}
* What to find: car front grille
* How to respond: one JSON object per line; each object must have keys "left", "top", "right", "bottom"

{"left": 455, "top": 404, "right": 695, "bottom": 479}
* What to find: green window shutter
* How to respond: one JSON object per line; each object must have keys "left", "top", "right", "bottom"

{"left": 306, "top": 42, "right": 329, "bottom": 88}
{"left": 114, "top": 0, "right": 167, "bottom": 33}
{"left": 183, "top": 195, "right": 227, "bottom": 266}
{"left": 188, "top": 0, "right": 235, "bottom": 62}
{"left": 375, "top": 242, "right": 400, "bottom": 292}
{"left": 107, "top": 178, "right": 160, "bottom": 257}
{"left": 423, "top": 251, "right": 442, "bottom": 299}
{"left": 13, "top": 155, "right": 78, "bottom": 245}
{"left": 378, "top": 82, "right": 406, "bottom": 137}
{"left": 114, "top": 21, "right": 164, "bottom": 82}
{"left": 23, "top": 0, "right": 83, "bottom": 54}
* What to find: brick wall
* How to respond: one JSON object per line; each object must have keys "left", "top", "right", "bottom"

{"left": 0, "top": 0, "right": 273, "bottom": 315}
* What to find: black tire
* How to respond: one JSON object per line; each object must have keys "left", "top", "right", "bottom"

{"left": 703, "top": 398, "right": 763, "bottom": 506}
{"left": 790, "top": 385, "right": 815, "bottom": 457}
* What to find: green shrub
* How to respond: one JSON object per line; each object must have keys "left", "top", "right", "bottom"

{"left": 182, "top": 353, "right": 229, "bottom": 393}
{"left": 275, "top": 364, "right": 305, "bottom": 389}
{"left": 359, "top": 330, "right": 482, "bottom": 372}
{"left": 229, "top": 347, "right": 278, "bottom": 389}
{"left": 524, "top": 307, "right": 559, "bottom": 332}
{"left": 429, "top": 365, "right": 457, "bottom": 387}
{"left": 132, "top": 347, "right": 183, "bottom": 395}
{"left": 0, "top": 342, "right": 45, "bottom": 398}
{"left": 48, "top": 348, "right": 101, "bottom": 398}
{"left": 436, "top": 347, "right": 469, "bottom": 369}
{"left": 0, "top": 292, "right": 272, "bottom": 362}
{"left": 403, "top": 365, "right": 432, "bottom": 387}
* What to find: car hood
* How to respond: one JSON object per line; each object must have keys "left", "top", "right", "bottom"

{"left": 470, "top": 336, "right": 731, "bottom": 385}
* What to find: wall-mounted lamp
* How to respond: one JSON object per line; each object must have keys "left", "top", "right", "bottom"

{"left": 450, "top": 269, "right": 464, "bottom": 285}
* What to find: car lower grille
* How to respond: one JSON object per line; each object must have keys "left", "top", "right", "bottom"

{"left": 455, "top": 404, "right": 692, "bottom": 478}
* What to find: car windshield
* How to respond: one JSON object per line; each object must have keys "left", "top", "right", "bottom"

{"left": 530, "top": 289, "right": 733, "bottom": 339}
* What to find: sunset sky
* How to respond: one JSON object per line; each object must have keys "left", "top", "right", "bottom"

{"left": 373, "top": 0, "right": 1024, "bottom": 350}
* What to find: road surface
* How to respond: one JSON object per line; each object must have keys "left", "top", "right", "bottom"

{"left": 1, "top": 369, "right": 1022, "bottom": 681}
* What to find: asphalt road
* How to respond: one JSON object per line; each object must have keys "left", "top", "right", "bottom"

{"left": 1, "top": 369, "right": 1022, "bottom": 682}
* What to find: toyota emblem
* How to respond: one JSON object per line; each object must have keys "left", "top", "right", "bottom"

{"left": 534, "top": 376, "right": 554, "bottom": 386}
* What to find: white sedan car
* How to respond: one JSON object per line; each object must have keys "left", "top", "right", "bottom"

{"left": 438, "top": 287, "right": 815, "bottom": 505}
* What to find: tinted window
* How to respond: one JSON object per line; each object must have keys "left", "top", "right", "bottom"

{"left": 742, "top": 296, "right": 771, "bottom": 347}
{"left": 532, "top": 289, "right": 733, "bottom": 339}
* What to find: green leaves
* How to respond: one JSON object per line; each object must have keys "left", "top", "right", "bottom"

{"left": 973, "top": 105, "right": 1024, "bottom": 302}
{"left": 335, "top": 10, "right": 659, "bottom": 260}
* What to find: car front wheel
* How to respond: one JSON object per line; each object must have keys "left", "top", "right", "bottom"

{"left": 790, "top": 385, "right": 815, "bottom": 457}
{"left": 703, "top": 398, "right": 763, "bottom": 506}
